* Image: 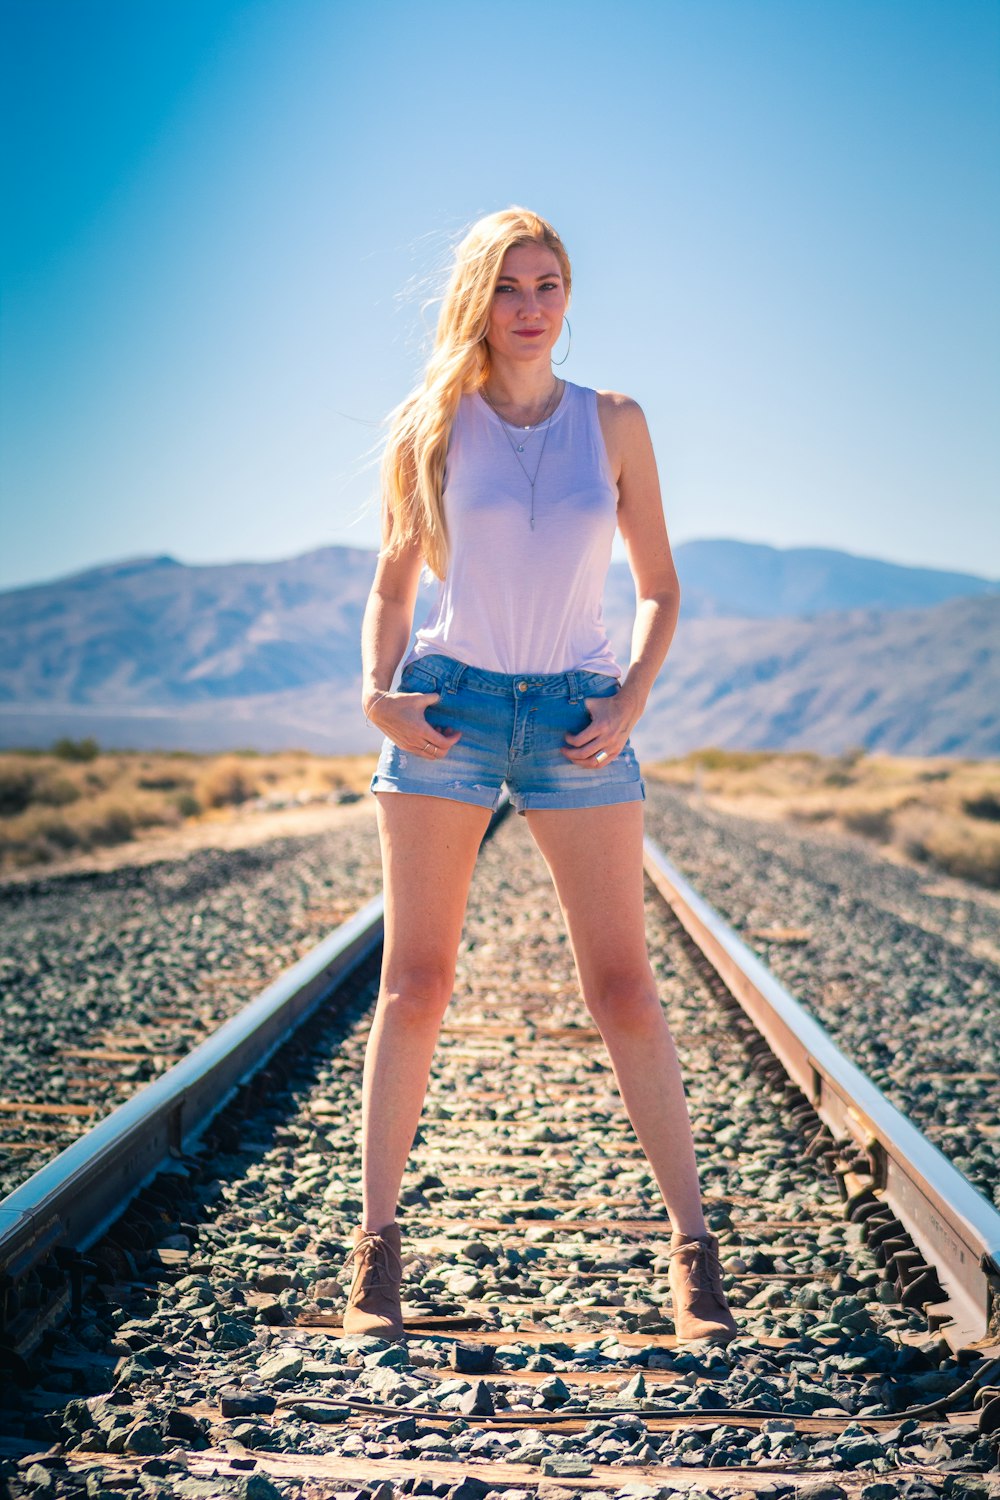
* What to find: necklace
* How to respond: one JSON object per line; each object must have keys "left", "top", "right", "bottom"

{"left": 481, "top": 379, "right": 563, "bottom": 530}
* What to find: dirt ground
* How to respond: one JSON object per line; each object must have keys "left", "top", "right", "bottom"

{"left": 0, "top": 796, "right": 379, "bottom": 886}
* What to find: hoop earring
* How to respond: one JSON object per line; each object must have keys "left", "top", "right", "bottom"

{"left": 552, "top": 316, "right": 572, "bottom": 366}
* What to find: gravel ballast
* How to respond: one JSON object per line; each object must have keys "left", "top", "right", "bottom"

{"left": 0, "top": 807, "right": 382, "bottom": 1196}
{"left": 644, "top": 783, "right": 1000, "bottom": 1208}
{"left": 1, "top": 807, "right": 996, "bottom": 1499}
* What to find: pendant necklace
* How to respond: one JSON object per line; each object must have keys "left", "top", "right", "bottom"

{"left": 481, "top": 378, "right": 563, "bottom": 529}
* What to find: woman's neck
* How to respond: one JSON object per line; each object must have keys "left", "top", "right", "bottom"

{"left": 481, "top": 364, "right": 563, "bottom": 424}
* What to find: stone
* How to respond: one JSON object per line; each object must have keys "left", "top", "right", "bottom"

{"left": 258, "top": 1348, "right": 304, "bottom": 1382}
{"left": 448, "top": 1480, "right": 492, "bottom": 1500}
{"left": 290, "top": 1401, "right": 352, "bottom": 1421}
{"left": 541, "top": 1456, "right": 594, "bottom": 1477}
{"left": 536, "top": 1375, "right": 572, "bottom": 1407}
{"left": 451, "top": 1342, "right": 495, "bottom": 1374}
{"left": 218, "top": 1389, "right": 277, "bottom": 1417}
{"left": 458, "top": 1380, "right": 495, "bottom": 1416}
{"left": 122, "top": 1420, "right": 164, "bottom": 1454}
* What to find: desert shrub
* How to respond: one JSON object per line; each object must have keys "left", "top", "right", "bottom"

{"left": 32, "top": 772, "right": 81, "bottom": 808}
{"left": 892, "top": 806, "right": 937, "bottom": 863}
{"left": 963, "top": 790, "right": 1000, "bottom": 823}
{"left": 137, "top": 773, "right": 194, "bottom": 792}
{"left": 173, "top": 791, "right": 202, "bottom": 818}
{"left": 0, "top": 764, "right": 35, "bottom": 816}
{"left": 786, "top": 805, "right": 834, "bottom": 824}
{"left": 51, "top": 736, "right": 100, "bottom": 762}
{"left": 841, "top": 804, "right": 893, "bottom": 842}
{"left": 75, "top": 800, "right": 135, "bottom": 846}
{"left": 0, "top": 806, "right": 82, "bottom": 865}
{"left": 689, "top": 747, "right": 771, "bottom": 773}
{"left": 923, "top": 818, "right": 1000, "bottom": 889}
{"left": 824, "top": 746, "right": 868, "bottom": 787}
{"left": 195, "top": 756, "right": 260, "bottom": 808}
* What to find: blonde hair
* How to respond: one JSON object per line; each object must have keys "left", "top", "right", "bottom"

{"left": 379, "top": 206, "right": 572, "bottom": 579}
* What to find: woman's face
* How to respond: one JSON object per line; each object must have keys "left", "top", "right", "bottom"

{"left": 483, "top": 242, "right": 568, "bottom": 365}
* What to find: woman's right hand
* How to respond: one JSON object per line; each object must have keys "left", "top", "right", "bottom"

{"left": 365, "top": 689, "right": 462, "bottom": 760}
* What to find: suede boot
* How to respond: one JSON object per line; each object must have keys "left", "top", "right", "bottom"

{"left": 342, "top": 1222, "right": 405, "bottom": 1340}
{"left": 666, "top": 1230, "right": 739, "bottom": 1344}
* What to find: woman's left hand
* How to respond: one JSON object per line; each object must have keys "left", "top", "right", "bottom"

{"left": 561, "top": 686, "right": 642, "bottom": 768}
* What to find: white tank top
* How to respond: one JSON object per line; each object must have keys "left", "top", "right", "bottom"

{"left": 406, "top": 379, "right": 621, "bottom": 676}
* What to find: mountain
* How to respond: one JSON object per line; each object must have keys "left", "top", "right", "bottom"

{"left": 0, "top": 541, "right": 996, "bottom": 757}
{"left": 634, "top": 594, "right": 999, "bottom": 758}
{"left": 670, "top": 540, "right": 997, "bottom": 618}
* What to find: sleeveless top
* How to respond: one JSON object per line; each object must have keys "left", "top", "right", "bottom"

{"left": 405, "top": 379, "right": 622, "bottom": 677}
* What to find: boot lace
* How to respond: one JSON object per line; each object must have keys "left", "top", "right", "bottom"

{"left": 667, "top": 1235, "right": 726, "bottom": 1301}
{"left": 345, "top": 1229, "right": 401, "bottom": 1298}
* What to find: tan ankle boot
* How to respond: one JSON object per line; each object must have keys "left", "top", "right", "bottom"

{"left": 342, "top": 1222, "right": 405, "bottom": 1340}
{"left": 667, "top": 1230, "right": 739, "bottom": 1345}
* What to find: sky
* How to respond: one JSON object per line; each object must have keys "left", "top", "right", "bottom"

{"left": 1, "top": 0, "right": 998, "bottom": 594}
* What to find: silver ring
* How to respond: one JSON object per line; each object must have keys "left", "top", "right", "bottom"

{"left": 594, "top": 750, "right": 609, "bottom": 764}
{"left": 423, "top": 740, "right": 433, "bottom": 752}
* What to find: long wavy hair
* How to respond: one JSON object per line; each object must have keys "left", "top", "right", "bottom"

{"left": 379, "top": 207, "right": 572, "bottom": 579}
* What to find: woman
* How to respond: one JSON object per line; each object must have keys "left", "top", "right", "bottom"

{"left": 347, "top": 207, "right": 737, "bottom": 1346}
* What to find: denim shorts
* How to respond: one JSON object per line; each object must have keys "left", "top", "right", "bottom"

{"left": 370, "top": 653, "right": 646, "bottom": 814}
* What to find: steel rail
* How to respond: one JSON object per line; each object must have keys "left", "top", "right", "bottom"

{"left": 0, "top": 896, "right": 384, "bottom": 1307}
{"left": 0, "top": 799, "right": 511, "bottom": 1351}
{"left": 4, "top": 802, "right": 997, "bottom": 1366}
{"left": 643, "top": 833, "right": 1000, "bottom": 1351}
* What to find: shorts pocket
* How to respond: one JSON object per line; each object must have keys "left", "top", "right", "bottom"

{"left": 579, "top": 672, "right": 621, "bottom": 699}
{"left": 399, "top": 660, "right": 440, "bottom": 693}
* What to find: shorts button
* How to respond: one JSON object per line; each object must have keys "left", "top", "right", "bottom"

{"left": 518, "top": 681, "right": 528, "bottom": 692}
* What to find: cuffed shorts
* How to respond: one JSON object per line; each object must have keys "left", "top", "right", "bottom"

{"left": 370, "top": 653, "right": 646, "bottom": 815}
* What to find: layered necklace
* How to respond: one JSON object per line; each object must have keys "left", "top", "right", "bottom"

{"left": 481, "top": 378, "right": 564, "bottom": 530}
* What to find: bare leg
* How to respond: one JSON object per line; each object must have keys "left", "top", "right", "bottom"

{"left": 525, "top": 802, "right": 707, "bottom": 1237}
{"left": 362, "top": 792, "right": 492, "bottom": 1231}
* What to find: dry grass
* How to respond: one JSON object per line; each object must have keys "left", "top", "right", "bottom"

{"left": 0, "top": 741, "right": 378, "bottom": 873}
{"left": 647, "top": 748, "right": 1000, "bottom": 890}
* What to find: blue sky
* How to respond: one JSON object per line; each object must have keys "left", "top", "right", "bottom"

{"left": 1, "top": 0, "right": 998, "bottom": 593}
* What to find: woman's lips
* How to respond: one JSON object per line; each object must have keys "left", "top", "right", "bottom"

{"left": 515, "top": 330, "right": 544, "bottom": 338}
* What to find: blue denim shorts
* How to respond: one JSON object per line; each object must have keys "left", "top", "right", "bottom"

{"left": 370, "top": 654, "right": 646, "bottom": 814}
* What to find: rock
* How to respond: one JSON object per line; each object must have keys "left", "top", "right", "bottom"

{"left": 458, "top": 1380, "right": 495, "bottom": 1416}
{"left": 258, "top": 1348, "right": 304, "bottom": 1382}
{"left": 366, "top": 1343, "right": 412, "bottom": 1368}
{"left": 448, "top": 1480, "right": 492, "bottom": 1500}
{"left": 245, "top": 1476, "right": 286, "bottom": 1500}
{"left": 122, "top": 1420, "right": 164, "bottom": 1454}
{"left": 356, "top": 1366, "right": 419, "bottom": 1401}
{"left": 451, "top": 1342, "right": 495, "bottom": 1374}
{"left": 21, "top": 1467, "right": 56, "bottom": 1495}
{"left": 289, "top": 1401, "right": 351, "bottom": 1422}
{"left": 541, "top": 1455, "right": 594, "bottom": 1477}
{"left": 218, "top": 1389, "right": 277, "bottom": 1417}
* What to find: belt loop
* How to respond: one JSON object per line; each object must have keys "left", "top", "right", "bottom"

{"left": 450, "top": 660, "right": 467, "bottom": 693}
{"left": 567, "top": 669, "right": 581, "bottom": 703}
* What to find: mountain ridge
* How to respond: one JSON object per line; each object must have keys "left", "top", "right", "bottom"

{"left": 0, "top": 539, "right": 996, "bottom": 756}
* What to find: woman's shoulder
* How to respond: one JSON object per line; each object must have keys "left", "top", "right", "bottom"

{"left": 589, "top": 389, "right": 647, "bottom": 473}
{"left": 592, "top": 387, "right": 645, "bottom": 421}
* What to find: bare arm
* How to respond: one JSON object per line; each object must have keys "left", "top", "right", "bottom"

{"left": 361, "top": 521, "right": 461, "bottom": 760}
{"left": 615, "top": 397, "right": 681, "bottom": 721}
{"left": 360, "top": 537, "right": 424, "bottom": 714}
{"left": 563, "top": 395, "right": 680, "bottom": 765}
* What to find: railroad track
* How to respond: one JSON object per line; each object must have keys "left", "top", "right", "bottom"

{"left": 2, "top": 801, "right": 999, "bottom": 1498}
